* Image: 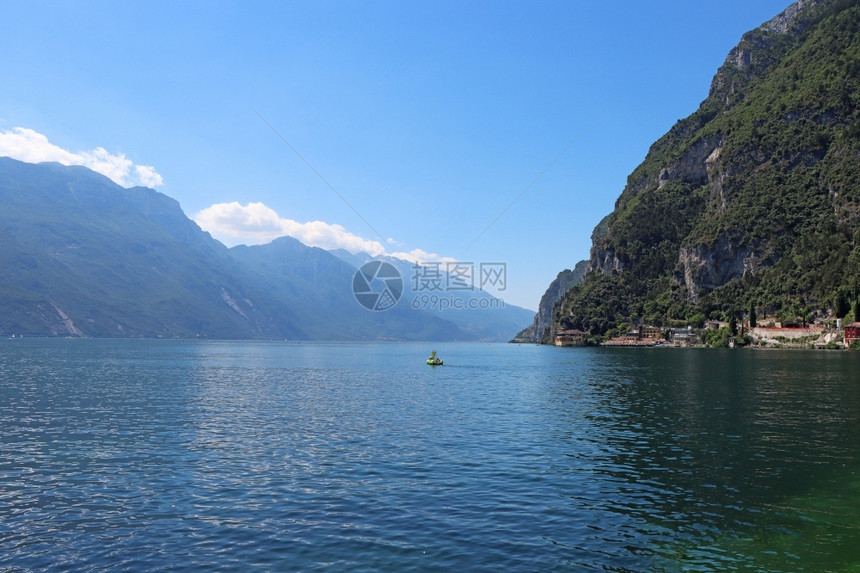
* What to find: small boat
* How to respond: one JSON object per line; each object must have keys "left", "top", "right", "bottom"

{"left": 426, "top": 350, "right": 443, "bottom": 365}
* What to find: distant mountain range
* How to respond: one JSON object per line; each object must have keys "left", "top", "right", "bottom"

{"left": 519, "top": 0, "right": 860, "bottom": 343}
{"left": 0, "top": 157, "right": 532, "bottom": 340}
{"left": 329, "top": 249, "right": 533, "bottom": 340}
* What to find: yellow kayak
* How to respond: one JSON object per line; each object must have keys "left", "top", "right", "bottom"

{"left": 426, "top": 350, "right": 443, "bottom": 365}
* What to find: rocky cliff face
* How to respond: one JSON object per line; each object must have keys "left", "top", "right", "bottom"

{"left": 708, "top": 0, "right": 823, "bottom": 108}
{"left": 513, "top": 261, "right": 588, "bottom": 343}
{"left": 593, "top": 0, "right": 843, "bottom": 298}
{"left": 675, "top": 235, "right": 775, "bottom": 302}
{"left": 589, "top": 247, "right": 624, "bottom": 276}
{"left": 589, "top": 132, "right": 727, "bottom": 279}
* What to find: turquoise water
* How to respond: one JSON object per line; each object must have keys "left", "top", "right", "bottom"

{"left": 1, "top": 340, "right": 859, "bottom": 571}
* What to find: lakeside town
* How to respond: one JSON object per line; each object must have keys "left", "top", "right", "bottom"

{"left": 555, "top": 320, "right": 860, "bottom": 350}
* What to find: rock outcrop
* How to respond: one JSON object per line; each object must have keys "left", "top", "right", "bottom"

{"left": 513, "top": 261, "right": 588, "bottom": 343}
{"left": 676, "top": 235, "right": 773, "bottom": 302}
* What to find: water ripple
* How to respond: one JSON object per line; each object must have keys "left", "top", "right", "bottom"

{"left": 1, "top": 341, "right": 859, "bottom": 571}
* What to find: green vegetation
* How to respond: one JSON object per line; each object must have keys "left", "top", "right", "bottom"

{"left": 699, "top": 327, "right": 752, "bottom": 348}
{"left": 702, "top": 327, "right": 733, "bottom": 348}
{"left": 556, "top": 0, "right": 860, "bottom": 337}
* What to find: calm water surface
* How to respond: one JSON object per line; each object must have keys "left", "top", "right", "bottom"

{"left": 1, "top": 340, "right": 859, "bottom": 571}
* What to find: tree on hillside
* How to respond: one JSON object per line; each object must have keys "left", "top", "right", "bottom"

{"left": 834, "top": 290, "right": 850, "bottom": 319}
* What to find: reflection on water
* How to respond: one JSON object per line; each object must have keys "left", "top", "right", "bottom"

{"left": 566, "top": 349, "right": 860, "bottom": 569}
{"left": 0, "top": 340, "right": 858, "bottom": 571}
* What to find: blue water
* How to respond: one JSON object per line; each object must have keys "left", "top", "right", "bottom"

{"left": 1, "top": 340, "right": 859, "bottom": 571}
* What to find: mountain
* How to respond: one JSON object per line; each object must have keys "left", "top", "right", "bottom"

{"left": 230, "top": 238, "right": 466, "bottom": 340}
{"left": 0, "top": 158, "right": 285, "bottom": 338}
{"left": 0, "top": 157, "right": 470, "bottom": 340}
{"left": 512, "top": 260, "right": 588, "bottom": 343}
{"left": 330, "top": 249, "right": 536, "bottom": 341}
{"left": 540, "top": 0, "right": 859, "bottom": 341}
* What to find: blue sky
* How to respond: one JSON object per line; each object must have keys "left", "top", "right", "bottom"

{"left": 1, "top": 0, "right": 792, "bottom": 310}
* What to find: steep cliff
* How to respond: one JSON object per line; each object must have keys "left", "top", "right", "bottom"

{"left": 512, "top": 260, "right": 588, "bottom": 343}
{"left": 554, "top": 0, "right": 860, "bottom": 337}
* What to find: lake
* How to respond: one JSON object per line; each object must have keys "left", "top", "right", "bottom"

{"left": 1, "top": 339, "right": 859, "bottom": 571}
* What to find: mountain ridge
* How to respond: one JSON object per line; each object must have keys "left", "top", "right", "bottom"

{"left": 329, "top": 248, "right": 536, "bottom": 340}
{"left": 0, "top": 157, "right": 530, "bottom": 340}
{"left": 0, "top": 157, "right": 532, "bottom": 340}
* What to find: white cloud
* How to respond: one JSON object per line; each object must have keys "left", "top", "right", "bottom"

{"left": 0, "top": 127, "right": 163, "bottom": 188}
{"left": 194, "top": 201, "right": 388, "bottom": 255}
{"left": 134, "top": 164, "right": 164, "bottom": 187}
{"left": 194, "top": 201, "right": 456, "bottom": 264}
{"left": 389, "top": 248, "right": 456, "bottom": 264}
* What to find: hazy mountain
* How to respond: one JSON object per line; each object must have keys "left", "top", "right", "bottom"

{"left": 230, "top": 237, "right": 466, "bottom": 341}
{"left": 539, "top": 0, "right": 859, "bottom": 341}
{"left": 329, "top": 249, "right": 536, "bottom": 341}
{"left": 0, "top": 158, "right": 288, "bottom": 338}
{"left": 0, "top": 157, "right": 471, "bottom": 340}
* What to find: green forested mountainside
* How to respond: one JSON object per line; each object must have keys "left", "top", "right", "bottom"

{"left": 553, "top": 0, "right": 860, "bottom": 340}
{"left": 0, "top": 157, "right": 495, "bottom": 340}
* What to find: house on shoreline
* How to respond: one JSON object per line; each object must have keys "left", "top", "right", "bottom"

{"left": 669, "top": 327, "right": 698, "bottom": 346}
{"left": 603, "top": 327, "right": 661, "bottom": 347}
{"left": 845, "top": 323, "right": 860, "bottom": 347}
{"left": 555, "top": 329, "right": 587, "bottom": 347}
{"left": 553, "top": 319, "right": 860, "bottom": 350}
{"left": 603, "top": 325, "right": 700, "bottom": 347}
